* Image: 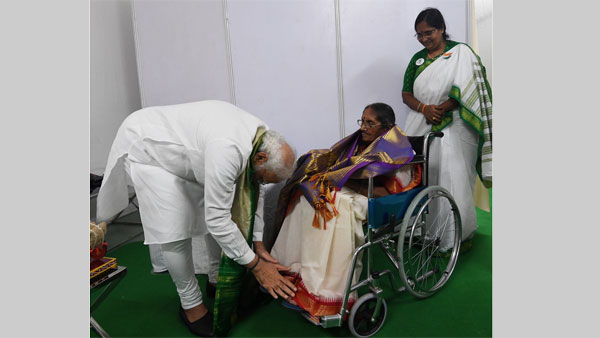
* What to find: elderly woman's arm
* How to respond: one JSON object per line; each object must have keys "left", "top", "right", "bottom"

{"left": 345, "top": 178, "right": 389, "bottom": 198}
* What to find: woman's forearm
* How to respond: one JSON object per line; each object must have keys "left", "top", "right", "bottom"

{"left": 438, "top": 98, "right": 458, "bottom": 113}
{"left": 402, "top": 92, "right": 422, "bottom": 112}
{"left": 345, "top": 179, "right": 389, "bottom": 198}
{"left": 404, "top": 91, "right": 458, "bottom": 114}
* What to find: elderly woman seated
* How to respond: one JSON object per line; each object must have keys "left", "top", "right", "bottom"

{"left": 269, "top": 103, "right": 420, "bottom": 318}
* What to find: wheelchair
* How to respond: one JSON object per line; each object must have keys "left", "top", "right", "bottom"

{"left": 299, "top": 131, "right": 462, "bottom": 337}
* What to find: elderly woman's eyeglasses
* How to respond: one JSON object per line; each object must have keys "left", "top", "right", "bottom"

{"left": 415, "top": 29, "right": 437, "bottom": 39}
{"left": 357, "top": 119, "right": 382, "bottom": 129}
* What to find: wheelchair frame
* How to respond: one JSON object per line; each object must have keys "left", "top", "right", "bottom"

{"left": 299, "top": 131, "right": 463, "bottom": 337}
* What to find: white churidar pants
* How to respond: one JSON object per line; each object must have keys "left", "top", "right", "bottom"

{"left": 160, "top": 239, "right": 203, "bottom": 309}
{"left": 124, "top": 160, "right": 222, "bottom": 305}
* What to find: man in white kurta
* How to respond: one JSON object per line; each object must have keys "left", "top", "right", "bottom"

{"left": 96, "top": 100, "right": 297, "bottom": 336}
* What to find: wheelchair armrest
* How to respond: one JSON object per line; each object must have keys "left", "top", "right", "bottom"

{"left": 409, "top": 155, "right": 425, "bottom": 164}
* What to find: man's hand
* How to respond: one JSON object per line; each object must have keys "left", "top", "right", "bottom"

{"left": 247, "top": 256, "right": 297, "bottom": 300}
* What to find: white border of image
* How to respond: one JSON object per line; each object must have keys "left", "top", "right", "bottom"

{"left": 3, "top": 0, "right": 599, "bottom": 336}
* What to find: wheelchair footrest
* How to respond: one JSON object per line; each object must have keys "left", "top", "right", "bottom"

{"left": 318, "top": 314, "right": 344, "bottom": 328}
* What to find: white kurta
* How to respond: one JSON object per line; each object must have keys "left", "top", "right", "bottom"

{"left": 97, "top": 100, "right": 266, "bottom": 266}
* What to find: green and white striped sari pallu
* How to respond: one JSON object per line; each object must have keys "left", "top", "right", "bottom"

{"left": 432, "top": 43, "right": 493, "bottom": 186}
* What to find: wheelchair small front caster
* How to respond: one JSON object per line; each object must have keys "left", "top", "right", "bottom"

{"left": 348, "top": 293, "right": 387, "bottom": 337}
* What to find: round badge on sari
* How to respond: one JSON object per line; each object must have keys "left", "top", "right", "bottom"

{"left": 415, "top": 58, "right": 424, "bottom": 66}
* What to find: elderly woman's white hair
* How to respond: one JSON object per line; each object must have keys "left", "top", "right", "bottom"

{"left": 256, "top": 130, "right": 296, "bottom": 180}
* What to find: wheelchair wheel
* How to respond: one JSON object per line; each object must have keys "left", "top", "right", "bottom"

{"left": 397, "top": 186, "right": 461, "bottom": 299}
{"left": 348, "top": 293, "right": 387, "bottom": 338}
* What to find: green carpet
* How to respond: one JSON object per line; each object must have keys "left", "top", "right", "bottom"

{"left": 91, "top": 191, "right": 491, "bottom": 337}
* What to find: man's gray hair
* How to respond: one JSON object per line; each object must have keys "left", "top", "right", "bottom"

{"left": 257, "top": 130, "right": 295, "bottom": 180}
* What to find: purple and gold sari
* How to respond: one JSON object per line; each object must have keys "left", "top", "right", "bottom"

{"left": 271, "top": 125, "right": 414, "bottom": 241}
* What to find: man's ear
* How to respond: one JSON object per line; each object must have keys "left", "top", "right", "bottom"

{"left": 253, "top": 151, "right": 268, "bottom": 165}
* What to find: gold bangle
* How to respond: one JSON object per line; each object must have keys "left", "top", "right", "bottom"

{"left": 421, "top": 104, "right": 427, "bottom": 114}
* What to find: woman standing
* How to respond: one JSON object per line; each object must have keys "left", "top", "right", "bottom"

{"left": 402, "top": 8, "right": 492, "bottom": 251}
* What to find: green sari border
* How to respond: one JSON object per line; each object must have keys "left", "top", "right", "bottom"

{"left": 429, "top": 43, "right": 492, "bottom": 188}
{"left": 433, "top": 85, "right": 491, "bottom": 189}
{"left": 212, "top": 128, "right": 266, "bottom": 336}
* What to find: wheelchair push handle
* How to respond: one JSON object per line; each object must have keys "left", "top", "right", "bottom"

{"left": 428, "top": 131, "right": 444, "bottom": 139}
{"left": 423, "top": 131, "right": 443, "bottom": 151}
{"left": 421, "top": 131, "right": 443, "bottom": 187}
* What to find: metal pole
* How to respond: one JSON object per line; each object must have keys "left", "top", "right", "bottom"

{"left": 131, "top": 0, "right": 146, "bottom": 108}
{"left": 334, "top": 0, "right": 345, "bottom": 138}
{"left": 90, "top": 316, "right": 111, "bottom": 338}
{"left": 222, "top": 0, "right": 237, "bottom": 105}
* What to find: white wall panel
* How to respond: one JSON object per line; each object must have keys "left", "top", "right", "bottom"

{"left": 340, "top": 0, "right": 468, "bottom": 135}
{"left": 98, "top": 0, "right": 476, "bottom": 243}
{"left": 91, "top": 0, "right": 141, "bottom": 174}
{"left": 227, "top": 0, "right": 340, "bottom": 155}
{"left": 132, "top": 0, "right": 231, "bottom": 107}
{"left": 474, "top": 0, "right": 493, "bottom": 85}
